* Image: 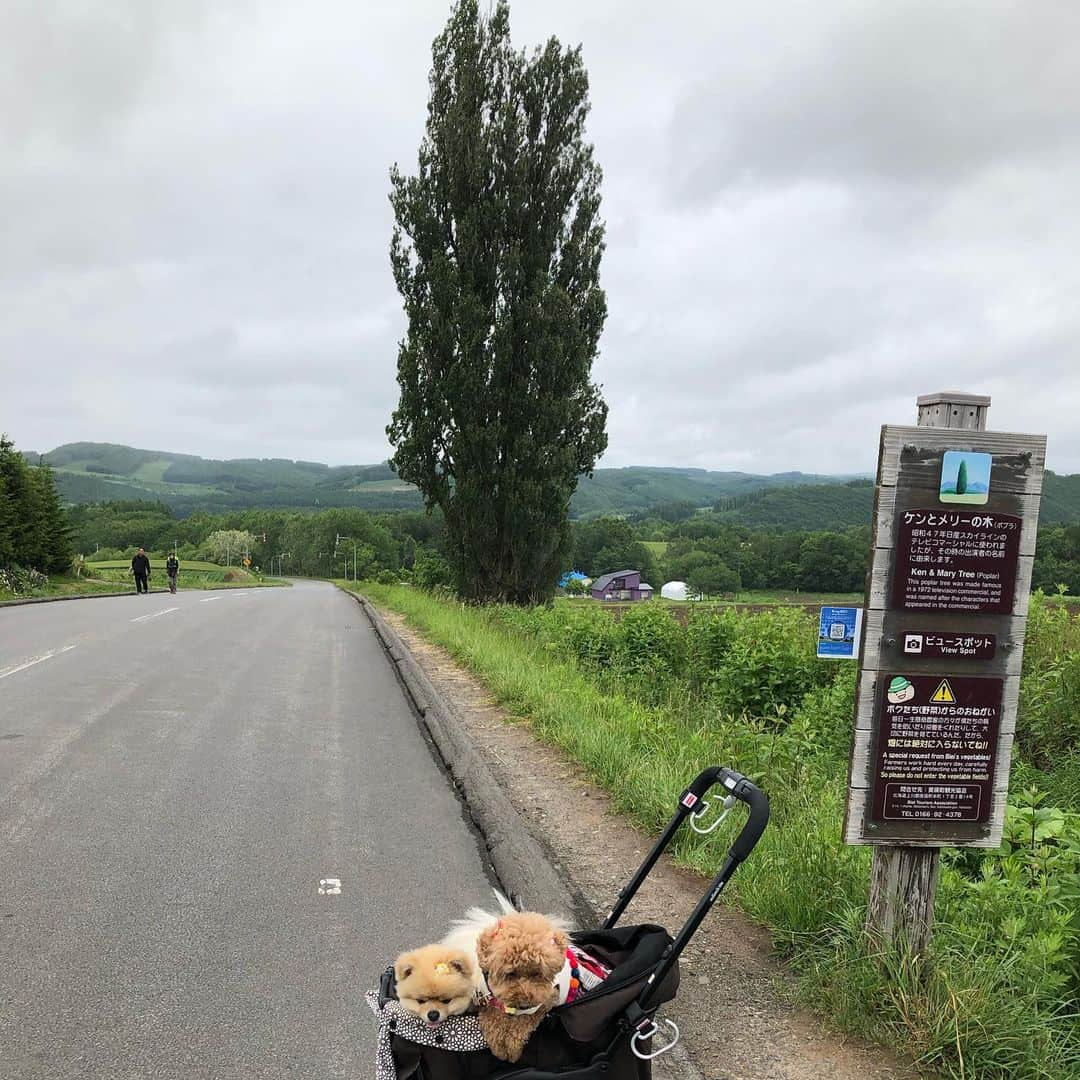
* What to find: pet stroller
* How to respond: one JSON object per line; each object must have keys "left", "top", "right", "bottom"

{"left": 368, "top": 765, "right": 770, "bottom": 1080}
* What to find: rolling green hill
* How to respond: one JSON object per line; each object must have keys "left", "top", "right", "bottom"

{"left": 25, "top": 442, "right": 1080, "bottom": 525}
{"left": 29, "top": 442, "right": 861, "bottom": 519}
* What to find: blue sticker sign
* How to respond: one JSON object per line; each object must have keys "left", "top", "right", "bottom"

{"left": 817, "top": 607, "right": 863, "bottom": 660}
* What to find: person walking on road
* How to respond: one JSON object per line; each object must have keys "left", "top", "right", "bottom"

{"left": 165, "top": 552, "right": 180, "bottom": 594}
{"left": 131, "top": 548, "right": 151, "bottom": 594}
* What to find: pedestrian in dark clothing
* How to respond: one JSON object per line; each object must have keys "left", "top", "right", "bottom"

{"left": 131, "top": 548, "right": 151, "bottom": 594}
{"left": 165, "top": 553, "right": 179, "bottom": 594}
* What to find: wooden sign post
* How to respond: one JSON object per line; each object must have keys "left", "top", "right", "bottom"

{"left": 844, "top": 392, "right": 1046, "bottom": 955}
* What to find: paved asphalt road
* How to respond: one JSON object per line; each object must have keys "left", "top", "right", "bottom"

{"left": 0, "top": 581, "right": 497, "bottom": 1079}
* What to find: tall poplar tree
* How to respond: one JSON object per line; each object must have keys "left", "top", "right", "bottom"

{"left": 387, "top": 0, "right": 608, "bottom": 604}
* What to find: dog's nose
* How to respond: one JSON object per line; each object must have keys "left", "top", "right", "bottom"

{"left": 427, "top": 1010, "right": 441, "bottom": 1022}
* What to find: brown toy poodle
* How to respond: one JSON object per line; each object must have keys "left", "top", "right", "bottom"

{"left": 475, "top": 912, "right": 570, "bottom": 1062}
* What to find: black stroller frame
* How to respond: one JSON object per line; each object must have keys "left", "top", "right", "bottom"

{"left": 370, "top": 766, "right": 770, "bottom": 1080}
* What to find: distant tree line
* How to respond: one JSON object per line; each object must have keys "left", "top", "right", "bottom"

{"left": 569, "top": 515, "right": 871, "bottom": 596}
{"left": 62, "top": 497, "right": 1080, "bottom": 600}
{"left": 66, "top": 501, "right": 444, "bottom": 581}
{"left": 0, "top": 434, "right": 73, "bottom": 574}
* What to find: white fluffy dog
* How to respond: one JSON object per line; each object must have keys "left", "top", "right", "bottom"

{"left": 442, "top": 891, "right": 574, "bottom": 999}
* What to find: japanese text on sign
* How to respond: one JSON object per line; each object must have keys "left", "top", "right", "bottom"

{"left": 902, "top": 632, "right": 997, "bottom": 660}
{"left": 872, "top": 674, "right": 1003, "bottom": 823}
{"left": 892, "top": 510, "right": 1021, "bottom": 614}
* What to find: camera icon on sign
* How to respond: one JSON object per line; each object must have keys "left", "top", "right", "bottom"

{"left": 903, "top": 634, "right": 924, "bottom": 654}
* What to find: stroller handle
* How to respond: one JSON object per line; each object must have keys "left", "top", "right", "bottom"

{"left": 685, "top": 766, "right": 769, "bottom": 864}
{"left": 617, "top": 767, "right": 770, "bottom": 1021}
{"left": 604, "top": 766, "right": 770, "bottom": 931}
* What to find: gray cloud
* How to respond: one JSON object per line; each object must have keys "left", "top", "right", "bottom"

{"left": 2, "top": 0, "right": 1077, "bottom": 475}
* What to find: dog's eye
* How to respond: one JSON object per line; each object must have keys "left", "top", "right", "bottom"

{"left": 440, "top": 998, "right": 451, "bottom": 1005}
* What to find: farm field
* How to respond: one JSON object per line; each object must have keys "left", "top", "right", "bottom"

{"left": 559, "top": 590, "right": 865, "bottom": 619}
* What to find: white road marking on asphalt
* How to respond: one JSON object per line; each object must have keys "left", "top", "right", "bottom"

{"left": 130, "top": 607, "right": 180, "bottom": 624}
{"left": 318, "top": 877, "right": 342, "bottom": 895}
{"left": 0, "top": 644, "right": 77, "bottom": 681}
{"left": 199, "top": 597, "right": 220, "bottom": 603}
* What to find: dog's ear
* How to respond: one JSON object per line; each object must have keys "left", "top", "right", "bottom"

{"left": 449, "top": 955, "right": 473, "bottom": 976}
{"left": 394, "top": 953, "right": 415, "bottom": 981}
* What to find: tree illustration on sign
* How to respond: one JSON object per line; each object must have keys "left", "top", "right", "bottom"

{"left": 939, "top": 451, "right": 991, "bottom": 505}
{"left": 956, "top": 459, "right": 968, "bottom": 495}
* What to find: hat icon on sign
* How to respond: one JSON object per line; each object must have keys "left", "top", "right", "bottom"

{"left": 887, "top": 676, "right": 916, "bottom": 704}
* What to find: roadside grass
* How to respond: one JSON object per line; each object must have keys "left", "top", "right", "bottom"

{"left": 0, "top": 565, "right": 281, "bottom": 600}
{"left": 352, "top": 582, "right": 1080, "bottom": 1079}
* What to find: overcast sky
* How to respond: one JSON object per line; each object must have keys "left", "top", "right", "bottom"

{"left": 3, "top": 1, "right": 1077, "bottom": 474}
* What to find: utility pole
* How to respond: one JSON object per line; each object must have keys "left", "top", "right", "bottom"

{"left": 335, "top": 534, "right": 357, "bottom": 582}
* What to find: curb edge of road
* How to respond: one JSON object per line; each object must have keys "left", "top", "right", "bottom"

{"left": 0, "top": 587, "right": 173, "bottom": 607}
{"left": 347, "top": 588, "right": 707, "bottom": 1080}
{"left": 0, "top": 583, "right": 290, "bottom": 608}
{"left": 346, "top": 587, "right": 593, "bottom": 923}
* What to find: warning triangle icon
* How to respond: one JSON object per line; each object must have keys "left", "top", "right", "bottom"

{"left": 930, "top": 679, "right": 956, "bottom": 704}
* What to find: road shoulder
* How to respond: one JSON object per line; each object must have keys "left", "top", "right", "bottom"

{"left": 356, "top": 592, "right": 920, "bottom": 1080}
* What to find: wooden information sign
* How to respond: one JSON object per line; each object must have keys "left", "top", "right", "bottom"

{"left": 845, "top": 412, "right": 1046, "bottom": 851}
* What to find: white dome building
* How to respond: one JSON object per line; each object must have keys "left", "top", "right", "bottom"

{"left": 661, "top": 581, "right": 690, "bottom": 601}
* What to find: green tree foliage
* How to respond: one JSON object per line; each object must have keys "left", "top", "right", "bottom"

{"left": 956, "top": 458, "right": 969, "bottom": 495}
{"left": 0, "top": 434, "right": 72, "bottom": 573}
{"left": 204, "top": 530, "right": 259, "bottom": 565}
{"left": 570, "top": 517, "right": 657, "bottom": 583}
{"left": 686, "top": 557, "right": 741, "bottom": 598}
{"left": 1031, "top": 524, "right": 1080, "bottom": 595}
{"left": 387, "top": 0, "right": 608, "bottom": 604}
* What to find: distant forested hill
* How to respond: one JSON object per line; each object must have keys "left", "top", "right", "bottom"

{"left": 710, "top": 471, "right": 1080, "bottom": 530}
{"left": 25, "top": 442, "right": 1080, "bottom": 525}
{"left": 29, "top": 442, "right": 861, "bottom": 519}
{"left": 30, "top": 443, "right": 419, "bottom": 515}
{"left": 713, "top": 479, "right": 875, "bottom": 530}
{"left": 568, "top": 466, "right": 851, "bottom": 518}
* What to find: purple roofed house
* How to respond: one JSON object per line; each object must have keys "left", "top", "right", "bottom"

{"left": 590, "top": 569, "right": 653, "bottom": 602}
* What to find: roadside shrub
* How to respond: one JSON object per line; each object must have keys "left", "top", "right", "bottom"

{"left": 1017, "top": 594, "right": 1080, "bottom": 770}
{"left": 413, "top": 551, "right": 454, "bottom": 590}
{"left": 0, "top": 565, "right": 49, "bottom": 596}
{"left": 707, "top": 607, "right": 834, "bottom": 721}
{"left": 611, "top": 603, "right": 686, "bottom": 682}
{"left": 788, "top": 665, "right": 857, "bottom": 761}
{"left": 684, "top": 609, "right": 739, "bottom": 692}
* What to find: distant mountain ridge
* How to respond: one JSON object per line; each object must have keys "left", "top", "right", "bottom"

{"left": 26, "top": 442, "right": 1080, "bottom": 525}
{"left": 29, "top": 441, "right": 861, "bottom": 519}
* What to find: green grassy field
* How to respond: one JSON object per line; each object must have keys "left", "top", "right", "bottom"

{"left": 641, "top": 540, "right": 669, "bottom": 556}
{"left": 86, "top": 558, "right": 225, "bottom": 572}
{"left": 131, "top": 459, "right": 174, "bottom": 482}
